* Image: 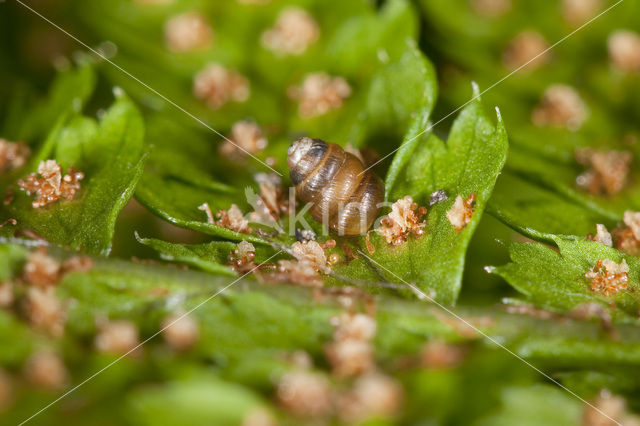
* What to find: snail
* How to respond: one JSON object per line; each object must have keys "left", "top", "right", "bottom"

{"left": 287, "top": 137, "right": 384, "bottom": 235}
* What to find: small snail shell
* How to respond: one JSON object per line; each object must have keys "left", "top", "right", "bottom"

{"left": 287, "top": 137, "right": 384, "bottom": 235}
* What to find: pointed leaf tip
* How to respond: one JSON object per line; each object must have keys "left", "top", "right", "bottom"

{"left": 471, "top": 81, "right": 481, "bottom": 98}
{"left": 113, "top": 86, "right": 125, "bottom": 98}
{"left": 495, "top": 107, "right": 502, "bottom": 121}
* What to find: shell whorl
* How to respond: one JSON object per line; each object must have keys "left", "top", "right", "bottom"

{"left": 287, "top": 137, "right": 384, "bottom": 235}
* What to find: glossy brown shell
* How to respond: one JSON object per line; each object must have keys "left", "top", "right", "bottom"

{"left": 287, "top": 137, "right": 384, "bottom": 235}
